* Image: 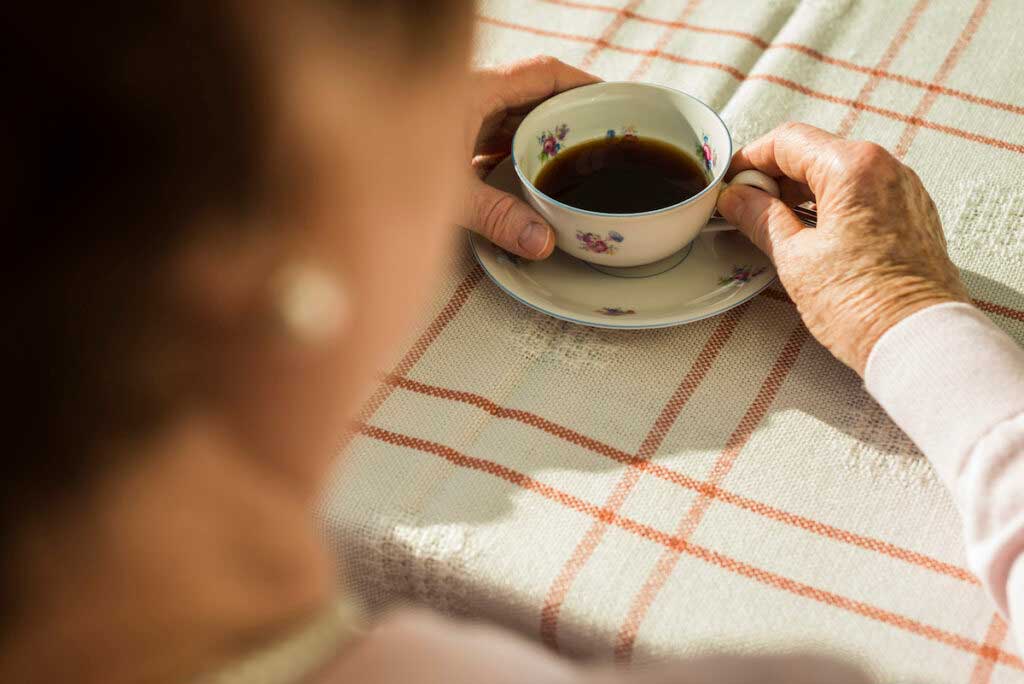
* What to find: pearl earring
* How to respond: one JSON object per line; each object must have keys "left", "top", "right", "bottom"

{"left": 272, "top": 263, "right": 349, "bottom": 344}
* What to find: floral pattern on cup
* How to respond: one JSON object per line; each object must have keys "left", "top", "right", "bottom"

{"left": 605, "top": 125, "right": 639, "bottom": 142}
{"left": 576, "top": 230, "right": 625, "bottom": 255}
{"left": 596, "top": 307, "right": 636, "bottom": 316}
{"left": 538, "top": 124, "right": 570, "bottom": 162}
{"left": 695, "top": 131, "right": 717, "bottom": 177}
{"left": 719, "top": 265, "right": 767, "bottom": 285}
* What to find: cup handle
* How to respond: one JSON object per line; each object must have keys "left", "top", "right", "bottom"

{"left": 702, "top": 170, "right": 781, "bottom": 233}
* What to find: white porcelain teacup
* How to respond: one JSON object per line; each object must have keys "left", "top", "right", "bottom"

{"left": 512, "top": 82, "right": 778, "bottom": 268}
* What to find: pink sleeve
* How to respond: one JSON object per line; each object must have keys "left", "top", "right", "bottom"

{"left": 865, "top": 302, "right": 1024, "bottom": 644}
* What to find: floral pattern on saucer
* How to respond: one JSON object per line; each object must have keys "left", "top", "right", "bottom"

{"left": 577, "top": 230, "right": 625, "bottom": 255}
{"left": 719, "top": 265, "right": 767, "bottom": 285}
{"left": 538, "top": 124, "right": 570, "bottom": 162}
{"left": 596, "top": 307, "right": 636, "bottom": 316}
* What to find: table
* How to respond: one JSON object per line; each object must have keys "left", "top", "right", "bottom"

{"left": 318, "top": 2, "right": 1024, "bottom": 682}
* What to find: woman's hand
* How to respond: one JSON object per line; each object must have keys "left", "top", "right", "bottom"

{"left": 717, "top": 123, "right": 969, "bottom": 375}
{"left": 461, "top": 57, "right": 599, "bottom": 259}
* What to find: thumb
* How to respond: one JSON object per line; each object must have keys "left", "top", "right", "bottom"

{"left": 718, "top": 184, "right": 804, "bottom": 262}
{"left": 462, "top": 178, "right": 555, "bottom": 259}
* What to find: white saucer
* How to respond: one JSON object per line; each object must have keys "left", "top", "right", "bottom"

{"left": 470, "top": 157, "right": 777, "bottom": 329}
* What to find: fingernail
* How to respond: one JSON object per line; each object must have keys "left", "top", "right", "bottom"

{"left": 518, "top": 222, "right": 551, "bottom": 256}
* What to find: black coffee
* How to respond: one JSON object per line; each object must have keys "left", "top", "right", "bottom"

{"left": 533, "top": 135, "right": 708, "bottom": 214}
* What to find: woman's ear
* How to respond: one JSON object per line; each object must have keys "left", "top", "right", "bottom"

{"left": 164, "top": 216, "right": 360, "bottom": 502}
{"left": 171, "top": 219, "right": 350, "bottom": 350}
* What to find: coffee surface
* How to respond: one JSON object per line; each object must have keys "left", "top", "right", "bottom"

{"left": 533, "top": 135, "right": 708, "bottom": 214}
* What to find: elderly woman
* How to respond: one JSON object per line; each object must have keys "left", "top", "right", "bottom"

{"left": 3, "top": 2, "right": 1021, "bottom": 683}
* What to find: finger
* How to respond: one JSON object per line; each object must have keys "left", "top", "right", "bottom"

{"left": 718, "top": 184, "right": 805, "bottom": 262}
{"left": 461, "top": 178, "right": 555, "bottom": 259}
{"left": 728, "top": 122, "right": 846, "bottom": 196}
{"left": 478, "top": 56, "right": 600, "bottom": 115}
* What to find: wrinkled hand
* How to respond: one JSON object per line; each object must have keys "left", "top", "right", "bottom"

{"left": 717, "top": 123, "right": 969, "bottom": 375}
{"left": 460, "top": 57, "right": 599, "bottom": 259}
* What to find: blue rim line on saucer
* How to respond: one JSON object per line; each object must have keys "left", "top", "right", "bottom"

{"left": 468, "top": 233, "right": 777, "bottom": 330}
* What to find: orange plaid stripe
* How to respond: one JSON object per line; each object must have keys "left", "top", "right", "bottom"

{"left": 971, "top": 615, "right": 1010, "bottom": 684}
{"left": 382, "top": 373, "right": 977, "bottom": 585}
{"left": 783, "top": 42, "right": 1024, "bottom": 118}
{"left": 614, "top": 325, "right": 811, "bottom": 662}
{"left": 476, "top": 13, "right": 1024, "bottom": 156}
{"left": 975, "top": 299, "right": 1024, "bottom": 324}
{"left": 627, "top": 0, "right": 702, "bottom": 80}
{"left": 357, "top": 424, "right": 1024, "bottom": 671}
{"left": 540, "top": 305, "right": 749, "bottom": 649}
{"left": 541, "top": 0, "right": 770, "bottom": 49}
{"left": 836, "top": 0, "right": 929, "bottom": 137}
{"left": 747, "top": 73, "right": 1024, "bottom": 155}
{"left": 541, "top": 0, "right": 1024, "bottom": 119}
{"left": 894, "top": 0, "right": 992, "bottom": 158}
{"left": 478, "top": 15, "right": 747, "bottom": 81}
{"left": 578, "top": 0, "right": 646, "bottom": 70}
{"left": 358, "top": 266, "right": 483, "bottom": 423}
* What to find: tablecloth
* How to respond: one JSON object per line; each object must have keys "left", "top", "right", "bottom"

{"left": 317, "top": 2, "right": 1024, "bottom": 682}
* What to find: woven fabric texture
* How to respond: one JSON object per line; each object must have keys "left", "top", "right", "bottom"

{"left": 318, "top": 2, "right": 1024, "bottom": 682}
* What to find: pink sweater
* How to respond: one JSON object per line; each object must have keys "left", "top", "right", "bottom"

{"left": 866, "top": 302, "right": 1024, "bottom": 647}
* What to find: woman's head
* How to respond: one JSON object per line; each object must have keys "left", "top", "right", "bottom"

{"left": 3, "top": 0, "right": 471, "bottom": 627}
